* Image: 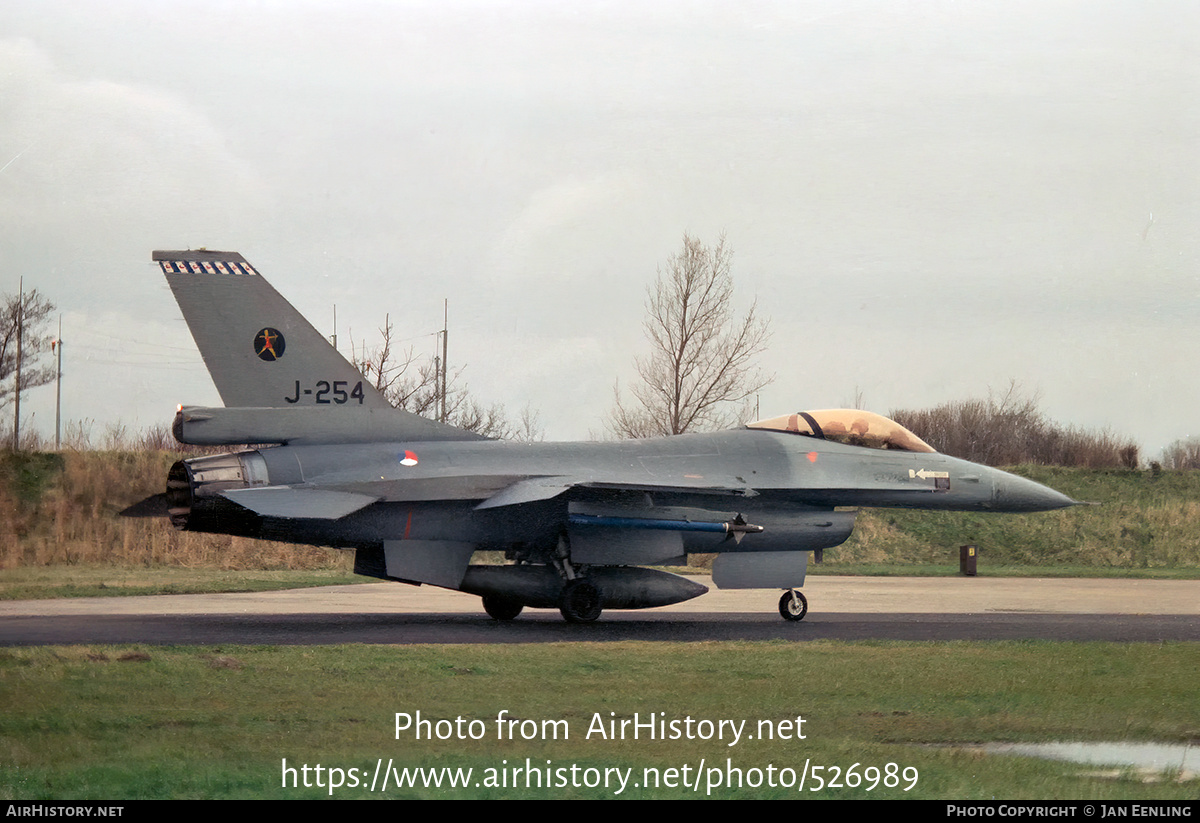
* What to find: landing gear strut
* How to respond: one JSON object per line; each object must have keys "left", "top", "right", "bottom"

{"left": 559, "top": 578, "right": 603, "bottom": 623}
{"left": 779, "top": 589, "right": 808, "bottom": 622}
{"left": 550, "top": 532, "right": 603, "bottom": 623}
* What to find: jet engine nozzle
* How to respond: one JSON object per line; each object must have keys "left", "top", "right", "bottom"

{"left": 166, "top": 451, "right": 269, "bottom": 534}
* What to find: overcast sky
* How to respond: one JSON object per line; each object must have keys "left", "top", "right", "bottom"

{"left": 2, "top": 1, "right": 1197, "bottom": 454}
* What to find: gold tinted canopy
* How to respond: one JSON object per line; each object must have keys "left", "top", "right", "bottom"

{"left": 747, "top": 409, "right": 936, "bottom": 453}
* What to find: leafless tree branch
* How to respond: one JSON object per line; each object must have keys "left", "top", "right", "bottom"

{"left": 351, "top": 317, "right": 542, "bottom": 441}
{"left": 0, "top": 288, "right": 56, "bottom": 411}
{"left": 607, "top": 232, "right": 772, "bottom": 438}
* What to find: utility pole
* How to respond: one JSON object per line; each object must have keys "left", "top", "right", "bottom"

{"left": 11, "top": 277, "right": 22, "bottom": 451}
{"left": 52, "top": 316, "right": 62, "bottom": 450}
{"left": 440, "top": 299, "right": 448, "bottom": 423}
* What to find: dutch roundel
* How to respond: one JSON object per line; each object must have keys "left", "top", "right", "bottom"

{"left": 400, "top": 450, "right": 419, "bottom": 467}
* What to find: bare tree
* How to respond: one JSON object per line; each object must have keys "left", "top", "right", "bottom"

{"left": 1162, "top": 437, "right": 1200, "bottom": 470}
{"left": 513, "top": 403, "right": 545, "bottom": 444}
{"left": 352, "top": 316, "right": 539, "bottom": 440}
{"left": 1, "top": 288, "right": 56, "bottom": 412}
{"left": 352, "top": 314, "right": 444, "bottom": 416}
{"left": 607, "top": 233, "right": 772, "bottom": 438}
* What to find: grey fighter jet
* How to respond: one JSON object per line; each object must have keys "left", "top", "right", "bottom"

{"left": 141, "top": 249, "right": 1078, "bottom": 622}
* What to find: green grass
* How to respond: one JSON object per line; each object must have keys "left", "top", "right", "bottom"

{"left": 1, "top": 642, "right": 1196, "bottom": 799}
{"left": 0, "top": 452, "right": 65, "bottom": 505}
{"left": 0, "top": 566, "right": 366, "bottom": 600}
{"left": 830, "top": 465, "right": 1200, "bottom": 570}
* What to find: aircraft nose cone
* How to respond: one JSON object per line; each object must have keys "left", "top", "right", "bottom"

{"left": 991, "top": 471, "right": 1078, "bottom": 512}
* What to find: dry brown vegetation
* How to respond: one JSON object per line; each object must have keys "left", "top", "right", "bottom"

{"left": 891, "top": 385, "right": 1140, "bottom": 469}
{"left": 0, "top": 447, "right": 348, "bottom": 570}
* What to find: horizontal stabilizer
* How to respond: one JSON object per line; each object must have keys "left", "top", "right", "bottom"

{"left": 222, "top": 486, "right": 378, "bottom": 519}
{"left": 176, "top": 405, "right": 484, "bottom": 445}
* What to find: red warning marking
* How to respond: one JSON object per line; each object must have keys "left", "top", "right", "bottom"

{"left": 807, "top": 452, "right": 818, "bottom": 463}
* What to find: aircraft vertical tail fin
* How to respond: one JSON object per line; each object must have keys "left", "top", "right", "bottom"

{"left": 157, "top": 250, "right": 391, "bottom": 410}
{"left": 156, "top": 250, "right": 483, "bottom": 442}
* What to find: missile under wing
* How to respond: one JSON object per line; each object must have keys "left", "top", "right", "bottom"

{"left": 139, "top": 249, "right": 1078, "bottom": 622}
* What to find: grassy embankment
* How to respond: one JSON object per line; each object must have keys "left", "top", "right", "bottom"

{"left": 1, "top": 641, "right": 1197, "bottom": 799}
{"left": 2, "top": 451, "right": 1200, "bottom": 599}
{"left": 3, "top": 452, "right": 1197, "bottom": 800}
{"left": 823, "top": 465, "right": 1200, "bottom": 574}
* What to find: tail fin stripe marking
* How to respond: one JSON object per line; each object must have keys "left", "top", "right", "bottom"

{"left": 161, "top": 260, "right": 259, "bottom": 276}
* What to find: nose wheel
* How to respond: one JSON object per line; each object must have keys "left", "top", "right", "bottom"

{"left": 779, "top": 589, "right": 808, "bottom": 621}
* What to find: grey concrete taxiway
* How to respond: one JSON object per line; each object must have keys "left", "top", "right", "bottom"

{"left": 1, "top": 576, "right": 1196, "bottom": 645}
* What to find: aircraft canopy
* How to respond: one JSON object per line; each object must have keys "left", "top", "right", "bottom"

{"left": 746, "top": 409, "right": 936, "bottom": 453}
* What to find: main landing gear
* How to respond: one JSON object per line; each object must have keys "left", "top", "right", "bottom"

{"left": 479, "top": 580, "right": 603, "bottom": 623}
{"left": 554, "top": 534, "right": 602, "bottom": 623}
{"left": 779, "top": 589, "right": 808, "bottom": 621}
{"left": 482, "top": 595, "right": 523, "bottom": 621}
{"left": 558, "top": 578, "right": 603, "bottom": 623}
{"left": 477, "top": 535, "right": 605, "bottom": 622}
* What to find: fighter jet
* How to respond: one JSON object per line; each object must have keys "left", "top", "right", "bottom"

{"left": 139, "top": 249, "right": 1078, "bottom": 623}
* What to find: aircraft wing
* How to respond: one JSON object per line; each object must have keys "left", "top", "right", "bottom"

{"left": 473, "top": 475, "right": 759, "bottom": 510}
{"left": 213, "top": 474, "right": 757, "bottom": 522}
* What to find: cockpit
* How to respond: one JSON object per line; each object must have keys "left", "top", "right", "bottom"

{"left": 746, "top": 409, "right": 936, "bottom": 453}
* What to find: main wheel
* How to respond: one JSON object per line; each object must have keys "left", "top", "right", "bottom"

{"left": 779, "top": 590, "right": 808, "bottom": 621}
{"left": 559, "top": 579, "right": 603, "bottom": 623}
{"left": 482, "top": 596, "right": 523, "bottom": 621}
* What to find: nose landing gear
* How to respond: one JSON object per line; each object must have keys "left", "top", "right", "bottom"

{"left": 779, "top": 589, "right": 808, "bottom": 621}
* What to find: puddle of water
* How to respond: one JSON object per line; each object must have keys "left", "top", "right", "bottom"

{"left": 984, "top": 742, "right": 1198, "bottom": 778}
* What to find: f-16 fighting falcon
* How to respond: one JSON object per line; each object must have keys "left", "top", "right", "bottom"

{"left": 130, "top": 249, "right": 1078, "bottom": 623}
